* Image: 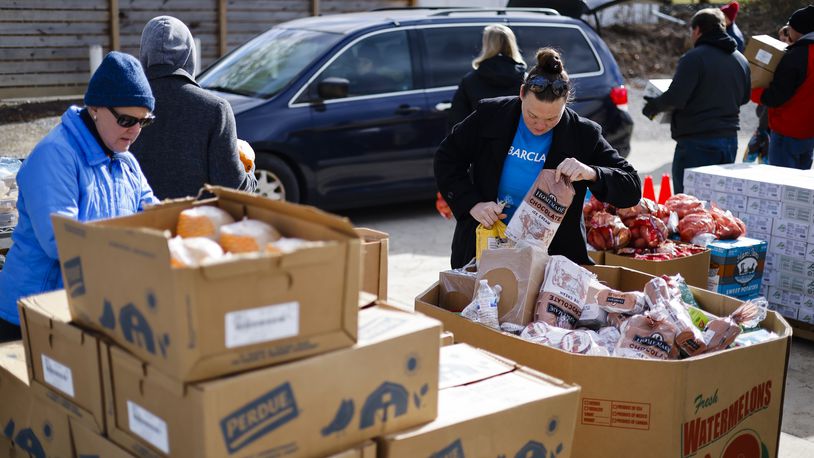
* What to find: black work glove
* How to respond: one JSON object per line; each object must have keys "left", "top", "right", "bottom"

{"left": 642, "top": 95, "right": 660, "bottom": 120}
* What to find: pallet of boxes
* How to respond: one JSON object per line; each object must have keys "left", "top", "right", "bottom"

{"left": 423, "top": 170, "right": 792, "bottom": 457}
{"left": 685, "top": 163, "right": 814, "bottom": 339}
{"left": 0, "top": 186, "right": 581, "bottom": 457}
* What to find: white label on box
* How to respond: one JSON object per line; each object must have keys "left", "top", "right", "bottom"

{"left": 41, "top": 354, "right": 74, "bottom": 398}
{"left": 225, "top": 301, "right": 300, "bottom": 348}
{"left": 127, "top": 401, "right": 169, "bottom": 454}
{"left": 755, "top": 49, "right": 773, "bottom": 66}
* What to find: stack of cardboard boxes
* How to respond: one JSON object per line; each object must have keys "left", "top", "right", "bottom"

{"left": 1, "top": 187, "right": 581, "bottom": 457}
{"left": 684, "top": 164, "right": 814, "bottom": 326}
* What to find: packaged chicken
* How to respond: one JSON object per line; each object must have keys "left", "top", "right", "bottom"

{"left": 176, "top": 206, "right": 235, "bottom": 240}
{"left": 219, "top": 218, "right": 281, "bottom": 254}
{"left": 583, "top": 194, "right": 610, "bottom": 225}
{"left": 665, "top": 193, "right": 706, "bottom": 219}
{"left": 709, "top": 204, "right": 745, "bottom": 240}
{"left": 615, "top": 312, "right": 679, "bottom": 360}
{"left": 627, "top": 215, "right": 668, "bottom": 249}
{"left": 168, "top": 236, "right": 225, "bottom": 268}
{"left": 586, "top": 211, "right": 630, "bottom": 251}
{"left": 677, "top": 211, "right": 716, "bottom": 243}
{"left": 616, "top": 197, "right": 659, "bottom": 226}
{"left": 534, "top": 255, "right": 594, "bottom": 329}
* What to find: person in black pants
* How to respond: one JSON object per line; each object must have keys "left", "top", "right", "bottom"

{"left": 436, "top": 48, "right": 641, "bottom": 269}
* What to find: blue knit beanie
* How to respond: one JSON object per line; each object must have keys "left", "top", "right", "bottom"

{"left": 84, "top": 51, "right": 155, "bottom": 111}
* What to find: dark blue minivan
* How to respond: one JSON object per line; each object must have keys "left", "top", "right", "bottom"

{"left": 198, "top": 7, "right": 632, "bottom": 209}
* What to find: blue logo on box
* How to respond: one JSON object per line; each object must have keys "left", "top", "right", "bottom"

{"left": 63, "top": 257, "right": 85, "bottom": 298}
{"left": 3, "top": 419, "right": 46, "bottom": 458}
{"left": 220, "top": 382, "right": 299, "bottom": 453}
{"left": 431, "top": 439, "right": 465, "bottom": 458}
{"left": 360, "top": 382, "right": 408, "bottom": 429}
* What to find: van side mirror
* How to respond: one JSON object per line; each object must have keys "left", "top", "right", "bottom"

{"left": 317, "top": 77, "right": 350, "bottom": 100}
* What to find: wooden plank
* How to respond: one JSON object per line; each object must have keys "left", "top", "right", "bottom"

{"left": 0, "top": 47, "right": 105, "bottom": 60}
{"left": 0, "top": 23, "right": 109, "bottom": 35}
{"left": 218, "top": 0, "right": 227, "bottom": 56}
{"left": 226, "top": 11, "right": 309, "bottom": 22}
{"left": 119, "top": 34, "right": 217, "bottom": 48}
{"left": 0, "top": 0, "right": 107, "bottom": 9}
{"left": 119, "top": 11, "right": 217, "bottom": 23}
{"left": 0, "top": 60, "right": 89, "bottom": 75}
{"left": 227, "top": 0, "right": 307, "bottom": 9}
{"left": 118, "top": 21, "right": 217, "bottom": 35}
{"left": 0, "top": 73, "right": 90, "bottom": 87}
{"left": 0, "top": 85, "right": 85, "bottom": 99}
{"left": 312, "top": 0, "right": 320, "bottom": 16}
{"left": 0, "top": 10, "right": 108, "bottom": 21}
{"left": 118, "top": 0, "right": 217, "bottom": 9}
{"left": 110, "top": 0, "right": 120, "bottom": 51}
{"left": 0, "top": 36, "right": 110, "bottom": 48}
{"left": 219, "top": 22, "right": 271, "bottom": 34}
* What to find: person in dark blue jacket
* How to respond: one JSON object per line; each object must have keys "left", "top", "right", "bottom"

{"left": 643, "top": 8, "right": 750, "bottom": 193}
{"left": 0, "top": 52, "right": 158, "bottom": 341}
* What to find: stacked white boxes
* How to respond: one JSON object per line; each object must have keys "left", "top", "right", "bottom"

{"left": 684, "top": 163, "right": 814, "bottom": 324}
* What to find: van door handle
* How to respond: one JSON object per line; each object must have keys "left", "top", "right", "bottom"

{"left": 395, "top": 104, "right": 421, "bottom": 115}
{"left": 435, "top": 102, "right": 452, "bottom": 111}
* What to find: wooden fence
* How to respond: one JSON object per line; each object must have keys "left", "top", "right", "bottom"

{"left": 0, "top": 0, "right": 408, "bottom": 100}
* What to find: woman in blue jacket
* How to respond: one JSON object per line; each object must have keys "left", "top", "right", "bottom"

{"left": 0, "top": 52, "right": 158, "bottom": 341}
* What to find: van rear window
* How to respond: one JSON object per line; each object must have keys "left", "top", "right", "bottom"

{"left": 512, "top": 25, "right": 601, "bottom": 75}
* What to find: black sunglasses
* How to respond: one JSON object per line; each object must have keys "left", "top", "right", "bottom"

{"left": 526, "top": 76, "right": 569, "bottom": 97}
{"left": 107, "top": 107, "right": 155, "bottom": 128}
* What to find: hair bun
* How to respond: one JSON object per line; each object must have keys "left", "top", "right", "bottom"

{"left": 535, "top": 48, "right": 563, "bottom": 75}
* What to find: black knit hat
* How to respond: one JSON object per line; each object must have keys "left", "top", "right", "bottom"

{"left": 789, "top": 5, "right": 814, "bottom": 36}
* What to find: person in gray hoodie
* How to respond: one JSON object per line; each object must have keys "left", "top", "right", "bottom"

{"left": 131, "top": 16, "right": 257, "bottom": 199}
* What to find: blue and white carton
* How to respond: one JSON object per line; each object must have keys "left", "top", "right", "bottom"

{"left": 707, "top": 237, "right": 768, "bottom": 300}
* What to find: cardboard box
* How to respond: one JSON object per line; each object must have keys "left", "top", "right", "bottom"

{"left": 0, "top": 341, "right": 73, "bottom": 457}
{"left": 587, "top": 249, "right": 604, "bottom": 265}
{"left": 712, "top": 191, "right": 747, "bottom": 214}
{"left": 17, "top": 290, "right": 107, "bottom": 434}
{"left": 440, "top": 331, "right": 455, "bottom": 346}
{"left": 771, "top": 272, "right": 814, "bottom": 296}
{"left": 707, "top": 237, "right": 767, "bottom": 300}
{"left": 355, "top": 228, "right": 389, "bottom": 301}
{"left": 768, "top": 237, "right": 807, "bottom": 258}
{"left": 378, "top": 343, "right": 580, "bottom": 458}
{"left": 604, "top": 247, "right": 711, "bottom": 288}
{"left": 70, "top": 416, "right": 134, "bottom": 457}
{"left": 644, "top": 79, "right": 673, "bottom": 123}
{"left": 1, "top": 436, "right": 30, "bottom": 458}
{"left": 415, "top": 265, "right": 792, "bottom": 458}
{"left": 771, "top": 218, "right": 810, "bottom": 241}
{"left": 739, "top": 213, "right": 774, "bottom": 236}
{"left": 105, "top": 306, "right": 441, "bottom": 458}
{"left": 746, "top": 197, "right": 782, "bottom": 217}
{"left": 52, "top": 187, "right": 361, "bottom": 382}
{"left": 745, "top": 35, "right": 787, "bottom": 88}
{"left": 777, "top": 255, "right": 814, "bottom": 280}
{"left": 781, "top": 202, "right": 813, "bottom": 225}
{"left": 328, "top": 441, "right": 376, "bottom": 458}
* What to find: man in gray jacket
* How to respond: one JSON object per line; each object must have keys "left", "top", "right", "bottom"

{"left": 643, "top": 8, "right": 750, "bottom": 193}
{"left": 131, "top": 16, "right": 257, "bottom": 199}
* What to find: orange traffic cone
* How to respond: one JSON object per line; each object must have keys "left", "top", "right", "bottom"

{"left": 658, "top": 173, "right": 673, "bottom": 205}
{"left": 642, "top": 175, "right": 656, "bottom": 201}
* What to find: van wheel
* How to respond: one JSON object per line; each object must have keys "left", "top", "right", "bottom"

{"left": 255, "top": 155, "right": 300, "bottom": 203}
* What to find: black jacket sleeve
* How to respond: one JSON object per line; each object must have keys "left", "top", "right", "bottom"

{"left": 447, "top": 80, "right": 473, "bottom": 131}
{"left": 435, "top": 109, "right": 484, "bottom": 220}
{"left": 584, "top": 121, "right": 641, "bottom": 208}
{"left": 760, "top": 44, "right": 808, "bottom": 108}
{"left": 655, "top": 53, "right": 701, "bottom": 111}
